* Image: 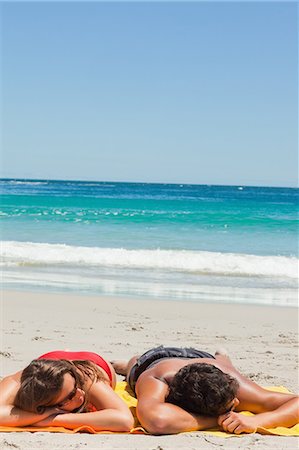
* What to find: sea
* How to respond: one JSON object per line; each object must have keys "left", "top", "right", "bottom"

{"left": 1, "top": 179, "right": 298, "bottom": 307}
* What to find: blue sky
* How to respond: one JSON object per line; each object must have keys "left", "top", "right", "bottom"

{"left": 1, "top": 1, "right": 298, "bottom": 187}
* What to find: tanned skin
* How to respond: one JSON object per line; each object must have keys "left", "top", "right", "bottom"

{"left": 113, "top": 350, "right": 299, "bottom": 435}
{"left": 0, "top": 360, "right": 134, "bottom": 431}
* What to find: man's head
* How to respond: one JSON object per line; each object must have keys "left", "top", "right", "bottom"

{"left": 166, "top": 363, "right": 239, "bottom": 416}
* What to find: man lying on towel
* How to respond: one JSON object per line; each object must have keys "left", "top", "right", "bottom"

{"left": 112, "top": 346, "right": 299, "bottom": 435}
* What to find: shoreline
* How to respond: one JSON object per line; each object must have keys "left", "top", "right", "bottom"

{"left": 2, "top": 283, "right": 298, "bottom": 309}
{"left": 1, "top": 289, "right": 298, "bottom": 449}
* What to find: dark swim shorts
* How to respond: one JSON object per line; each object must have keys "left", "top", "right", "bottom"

{"left": 128, "top": 345, "right": 215, "bottom": 394}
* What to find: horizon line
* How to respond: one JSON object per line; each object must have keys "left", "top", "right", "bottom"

{"left": 0, "top": 176, "right": 298, "bottom": 190}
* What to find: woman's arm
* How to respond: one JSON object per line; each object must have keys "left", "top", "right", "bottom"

{"left": 0, "top": 404, "right": 63, "bottom": 427}
{"left": 34, "top": 408, "right": 133, "bottom": 431}
{"left": 0, "top": 374, "right": 62, "bottom": 427}
{"left": 35, "top": 381, "right": 134, "bottom": 431}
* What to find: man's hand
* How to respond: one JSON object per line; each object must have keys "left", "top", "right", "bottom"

{"left": 218, "top": 411, "right": 258, "bottom": 434}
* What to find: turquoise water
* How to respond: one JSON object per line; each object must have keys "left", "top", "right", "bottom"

{"left": 1, "top": 179, "right": 298, "bottom": 306}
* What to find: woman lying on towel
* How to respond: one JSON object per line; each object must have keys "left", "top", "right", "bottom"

{"left": 0, "top": 350, "right": 134, "bottom": 431}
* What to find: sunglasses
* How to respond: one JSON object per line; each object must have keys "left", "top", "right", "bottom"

{"left": 55, "top": 380, "right": 78, "bottom": 408}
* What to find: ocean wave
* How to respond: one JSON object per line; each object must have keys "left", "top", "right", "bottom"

{"left": 6, "top": 180, "right": 49, "bottom": 186}
{"left": 1, "top": 241, "right": 297, "bottom": 279}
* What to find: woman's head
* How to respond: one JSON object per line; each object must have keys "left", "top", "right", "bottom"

{"left": 14, "top": 359, "right": 85, "bottom": 413}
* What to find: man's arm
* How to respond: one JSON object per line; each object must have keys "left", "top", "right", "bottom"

{"left": 136, "top": 374, "right": 218, "bottom": 434}
{"left": 219, "top": 395, "right": 299, "bottom": 434}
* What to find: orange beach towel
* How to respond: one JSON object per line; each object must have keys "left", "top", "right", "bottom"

{"left": 0, "top": 382, "right": 298, "bottom": 437}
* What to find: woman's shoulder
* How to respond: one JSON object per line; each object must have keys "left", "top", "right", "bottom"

{"left": 0, "top": 370, "right": 23, "bottom": 384}
{"left": 0, "top": 370, "right": 23, "bottom": 405}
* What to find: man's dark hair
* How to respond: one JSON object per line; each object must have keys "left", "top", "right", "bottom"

{"left": 166, "top": 363, "right": 239, "bottom": 416}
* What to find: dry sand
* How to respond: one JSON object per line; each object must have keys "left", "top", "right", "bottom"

{"left": 0, "top": 289, "right": 298, "bottom": 449}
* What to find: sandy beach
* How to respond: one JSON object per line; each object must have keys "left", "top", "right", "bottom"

{"left": 0, "top": 289, "right": 298, "bottom": 449}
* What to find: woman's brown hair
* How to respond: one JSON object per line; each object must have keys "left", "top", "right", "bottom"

{"left": 14, "top": 359, "right": 105, "bottom": 413}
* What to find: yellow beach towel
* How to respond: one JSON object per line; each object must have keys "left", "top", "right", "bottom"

{"left": 0, "top": 382, "right": 298, "bottom": 436}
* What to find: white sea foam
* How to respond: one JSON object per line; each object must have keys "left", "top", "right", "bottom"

{"left": 1, "top": 241, "right": 298, "bottom": 279}
{"left": 2, "top": 268, "right": 296, "bottom": 306}
{"left": 7, "top": 181, "right": 48, "bottom": 185}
